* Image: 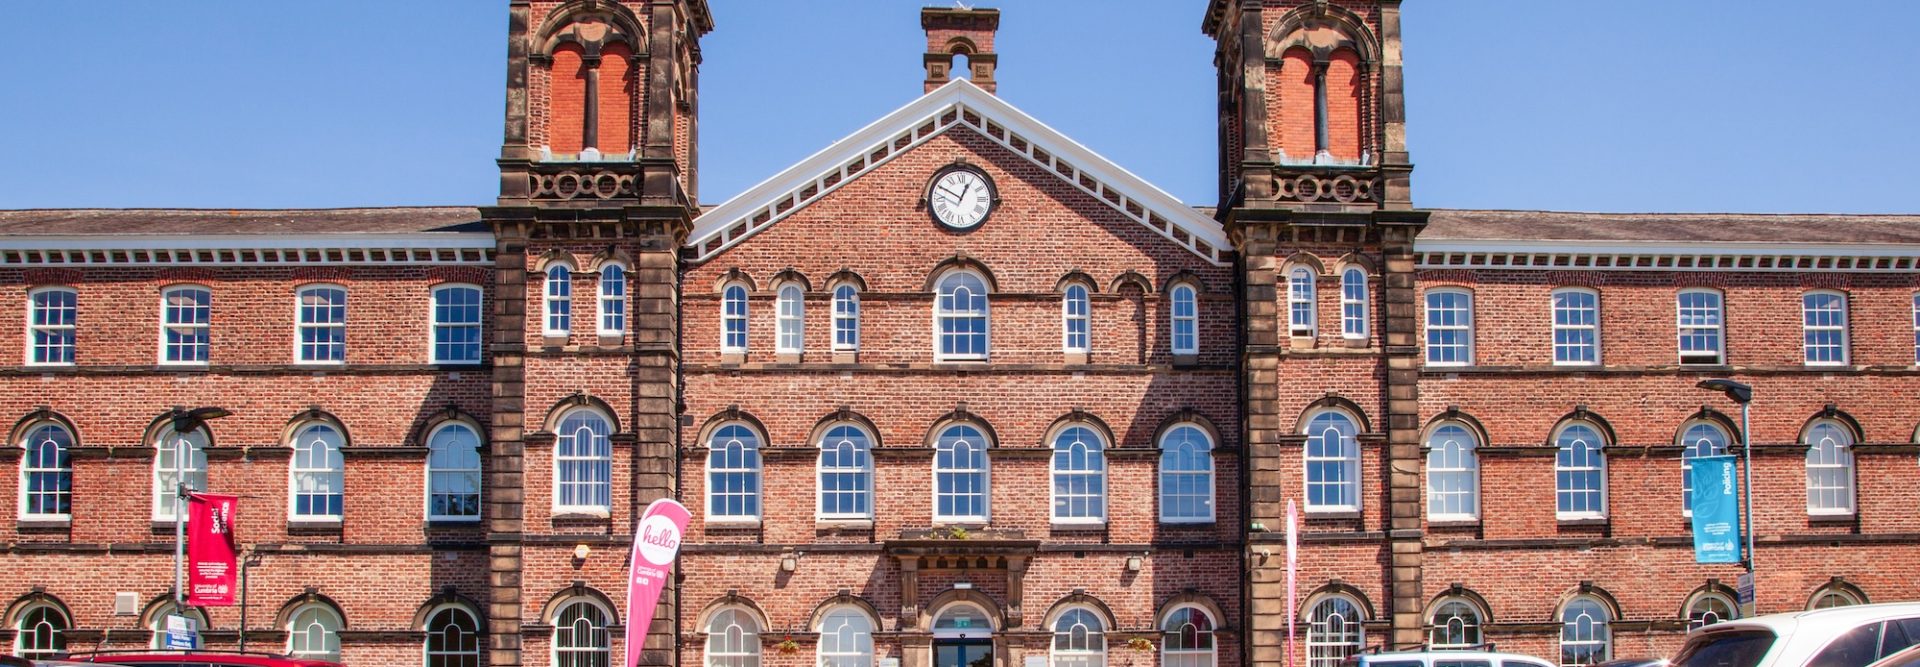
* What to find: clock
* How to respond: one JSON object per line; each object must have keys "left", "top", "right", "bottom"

{"left": 928, "top": 166, "right": 996, "bottom": 231}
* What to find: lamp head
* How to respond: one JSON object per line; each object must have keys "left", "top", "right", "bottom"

{"left": 1696, "top": 379, "right": 1753, "bottom": 404}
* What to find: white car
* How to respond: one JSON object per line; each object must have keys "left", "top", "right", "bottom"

{"left": 1346, "top": 650, "right": 1556, "bottom": 667}
{"left": 1673, "top": 602, "right": 1920, "bottom": 667}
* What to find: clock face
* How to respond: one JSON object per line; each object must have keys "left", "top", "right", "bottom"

{"left": 929, "top": 168, "right": 994, "bottom": 230}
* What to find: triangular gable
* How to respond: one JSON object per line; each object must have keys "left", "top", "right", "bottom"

{"left": 686, "top": 79, "right": 1231, "bottom": 266}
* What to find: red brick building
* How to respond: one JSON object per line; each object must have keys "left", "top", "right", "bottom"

{"left": 1, "top": 2, "right": 1916, "bottom": 667}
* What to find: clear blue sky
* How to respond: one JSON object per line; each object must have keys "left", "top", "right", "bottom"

{"left": 2, "top": 1, "right": 1914, "bottom": 214}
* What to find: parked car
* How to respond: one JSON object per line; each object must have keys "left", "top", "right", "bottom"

{"left": 63, "top": 652, "right": 340, "bottom": 667}
{"left": 1596, "top": 659, "right": 1671, "bottom": 667}
{"left": 0, "top": 658, "right": 128, "bottom": 667}
{"left": 1672, "top": 602, "right": 1920, "bottom": 667}
{"left": 1868, "top": 643, "right": 1920, "bottom": 667}
{"left": 1345, "top": 649, "right": 1557, "bottom": 667}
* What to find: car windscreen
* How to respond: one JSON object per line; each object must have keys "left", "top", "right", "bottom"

{"left": 1673, "top": 629, "right": 1776, "bottom": 667}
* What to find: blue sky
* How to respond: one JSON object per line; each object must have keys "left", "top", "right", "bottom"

{"left": 1, "top": 1, "right": 1914, "bottom": 214}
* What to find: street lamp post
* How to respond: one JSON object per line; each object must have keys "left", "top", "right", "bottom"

{"left": 1696, "top": 380, "right": 1755, "bottom": 608}
{"left": 169, "top": 407, "right": 231, "bottom": 622}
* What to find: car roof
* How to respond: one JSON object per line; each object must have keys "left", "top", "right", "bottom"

{"left": 1699, "top": 602, "right": 1920, "bottom": 636}
{"left": 1360, "top": 651, "right": 1554, "bottom": 663}
{"left": 68, "top": 654, "right": 340, "bottom": 667}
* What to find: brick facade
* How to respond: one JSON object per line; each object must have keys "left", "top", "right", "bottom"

{"left": 0, "top": 2, "right": 1915, "bottom": 667}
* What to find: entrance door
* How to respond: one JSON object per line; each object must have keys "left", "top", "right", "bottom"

{"left": 934, "top": 639, "right": 993, "bottom": 667}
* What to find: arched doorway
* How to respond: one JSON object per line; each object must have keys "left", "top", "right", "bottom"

{"left": 931, "top": 602, "right": 994, "bottom": 667}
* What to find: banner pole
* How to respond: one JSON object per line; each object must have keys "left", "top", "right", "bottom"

{"left": 1741, "top": 401, "right": 1756, "bottom": 604}
{"left": 174, "top": 433, "right": 188, "bottom": 619}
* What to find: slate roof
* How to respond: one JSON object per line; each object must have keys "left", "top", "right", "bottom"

{"left": 1422, "top": 209, "right": 1920, "bottom": 245}
{"left": 0, "top": 207, "right": 486, "bottom": 236}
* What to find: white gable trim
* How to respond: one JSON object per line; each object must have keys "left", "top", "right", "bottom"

{"left": 687, "top": 79, "right": 1230, "bottom": 266}
{"left": 1415, "top": 239, "right": 1920, "bottom": 273}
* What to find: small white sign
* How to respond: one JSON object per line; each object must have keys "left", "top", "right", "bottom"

{"left": 164, "top": 613, "right": 199, "bottom": 650}
{"left": 881, "top": 659, "right": 901, "bottom": 667}
{"left": 1025, "top": 656, "right": 1048, "bottom": 667}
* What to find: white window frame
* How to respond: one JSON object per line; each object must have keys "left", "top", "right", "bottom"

{"left": 553, "top": 408, "right": 613, "bottom": 515}
{"left": 286, "top": 602, "right": 344, "bottom": 661}
{"left": 1160, "top": 605, "right": 1217, "bottom": 667}
{"left": 1302, "top": 409, "right": 1361, "bottom": 514}
{"left": 1287, "top": 268, "right": 1316, "bottom": 338}
{"left": 423, "top": 603, "right": 483, "bottom": 667}
{"left": 1305, "top": 594, "right": 1365, "bottom": 667}
{"left": 1809, "top": 587, "right": 1863, "bottom": 610}
{"left": 147, "top": 607, "right": 209, "bottom": 650}
{"left": 287, "top": 422, "right": 345, "bottom": 523}
{"left": 1676, "top": 288, "right": 1724, "bottom": 365}
{"left": 816, "top": 605, "right": 876, "bottom": 667}
{"left": 1050, "top": 606, "right": 1107, "bottom": 667}
{"left": 1063, "top": 283, "right": 1091, "bottom": 354}
{"left": 1685, "top": 591, "right": 1737, "bottom": 631}
{"left": 294, "top": 284, "right": 347, "bottom": 365}
{"left": 931, "top": 602, "right": 994, "bottom": 638}
{"left": 26, "top": 286, "right": 77, "bottom": 366}
{"left": 553, "top": 597, "right": 614, "bottom": 667}
{"left": 544, "top": 264, "right": 573, "bottom": 337}
{"left": 431, "top": 284, "right": 484, "bottom": 365}
{"left": 706, "top": 422, "right": 763, "bottom": 523}
{"left": 425, "top": 422, "right": 483, "bottom": 523}
{"left": 1802, "top": 290, "right": 1849, "bottom": 366}
{"left": 1170, "top": 283, "right": 1199, "bottom": 355}
{"left": 19, "top": 422, "right": 73, "bottom": 521}
{"left": 12, "top": 602, "right": 69, "bottom": 659}
{"left": 1340, "top": 267, "right": 1368, "bottom": 340}
{"left": 1049, "top": 425, "right": 1107, "bottom": 525}
{"left": 934, "top": 271, "right": 990, "bottom": 362}
{"left": 1551, "top": 287, "right": 1600, "bottom": 366}
{"left": 1425, "top": 422, "right": 1479, "bottom": 522}
{"left": 598, "top": 262, "right": 627, "bottom": 337}
{"left": 705, "top": 606, "right": 761, "bottom": 667}
{"left": 1158, "top": 424, "right": 1216, "bottom": 524}
{"left": 721, "top": 282, "right": 749, "bottom": 353}
{"left": 1558, "top": 597, "right": 1611, "bottom": 667}
{"left": 1424, "top": 288, "right": 1473, "bottom": 367}
{"left": 1679, "top": 421, "right": 1730, "bottom": 518}
{"left": 1428, "top": 598, "right": 1483, "bottom": 650}
{"left": 1912, "top": 293, "right": 1919, "bottom": 365}
{"left": 776, "top": 283, "right": 805, "bottom": 354}
{"left": 1554, "top": 422, "right": 1608, "bottom": 520}
{"left": 152, "top": 425, "right": 210, "bottom": 522}
{"left": 816, "top": 423, "right": 874, "bottom": 520}
{"left": 833, "top": 284, "right": 861, "bottom": 352}
{"left": 1804, "top": 419, "right": 1855, "bottom": 516}
{"left": 933, "top": 424, "right": 990, "bottom": 523}
{"left": 159, "top": 284, "right": 212, "bottom": 365}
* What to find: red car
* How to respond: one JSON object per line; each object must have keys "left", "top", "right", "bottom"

{"left": 64, "top": 652, "right": 340, "bottom": 667}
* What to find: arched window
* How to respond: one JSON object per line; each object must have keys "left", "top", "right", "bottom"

{"left": 1051, "top": 425, "right": 1107, "bottom": 524}
{"left": 933, "top": 604, "right": 991, "bottom": 635}
{"left": 1555, "top": 422, "right": 1607, "bottom": 520}
{"left": 722, "top": 283, "right": 750, "bottom": 353}
{"left": 1552, "top": 288, "right": 1600, "bottom": 366}
{"left": 707, "top": 424, "right": 763, "bottom": 520}
{"left": 296, "top": 285, "right": 348, "bottom": 364}
{"left": 1063, "top": 284, "right": 1090, "bottom": 354}
{"left": 147, "top": 606, "right": 209, "bottom": 650}
{"left": 1679, "top": 421, "right": 1731, "bottom": 517}
{"left": 1161, "top": 606, "right": 1216, "bottom": 667}
{"left": 1686, "top": 591, "right": 1737, "bottom": 631}
{"left": 27, "top": 287, "right": 77, "bottom": 366}
{"left": 1306, "top": 595, "right": 1365, "bottom": 667}
{"left": 1429, "top": 599, "right": 1482, "bottom": 650}
{"left": 1810, "top": 585, "right": 1864, "bottom": 610}
{"left": 776, "top": 284, "right": 805, "bottom": 354}
{"left": 1303, "top": 410, "right": 1361, "bottom": 512}
{"left": 1802, "top": 291, "right": 1849, "bottom": 366}
{"left": 1170, "top": 284, "right": 1198, "bottom": 355}
{"left": 427, "top": 423, "right": 483, "bottom": 522}
{"left": 545, "top": 265, "right": 573, "bottom": 336}
{"left": 425, "top": 605, "right": 482, "bottom": 667}
{"left": 287, "top": 601, "right": 344, "bottom": 661}
{"left": 153, "top": 424, "right": 210, "bottom": 521}
{"left": 598, "top": 264, "right": 626, "bottom": 336}
{"left": 934, "top": 424, "right": 990, "bottom": 522}
{"left": 554, "top": 409, "right": 613, "bottom": 512}
{"left": 1051, "top": 607, "right": 1107, "bottom": 667}
{"left": 1805, "top": 419, "right": 1855, "bottom": 516}
{"left": 935, "top": 271, "right": 990, "bottom": 361}
{"left": 1425, "top": 422, "right": 1479, "bottom": 521}
{"left": 432, "top": 285, "right": 484, "bottom": 364}
{"left": 20, "top": 422, "right": 73, "bottom": 520}
{"left": 1558, "top": 597, "right": 1611, "bottom": 667}
{"left": 818, "top": 424, "right": 873, "bottom": 520}
{"left": 289, "top": 422, "right": 345, "bottom": 521}
{"left": 160, "top": 285, "right": 212, "bottom": 364}
{"left": 833, "top": 284, "right": 860, "bottom": 352}
{"left": 1159, "top": 424, "right": 1215, "bottom": 523}
{"left": 816, "top": 606, "right": 874, "bottom": 667}
{"left": 1287, "top": 268, "right": 1316, "bottom": 337}
{"left": 1424, "top": 288, "right": 1473, "bottom": 366}
{"left": 706, "top": 607, "right": 760, "bottom": 667}
{"left": 555, "top": 597, "right": 613, "bottom": 667}
{"left": 12, "top": 601, "right": 68, "bottom": 659}
{"left": 1677, "top": 289, "right": 1724, "bottom": 365}
{"left": 1340, "top": 267, "right": 1368, "bottom": 340}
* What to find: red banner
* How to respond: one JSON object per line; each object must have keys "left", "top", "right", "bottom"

{"left": 186, "top": 492, "right": 238, "bottom": 606}
{"left": 625, "top": 498, "right": 691, "bottom": 667}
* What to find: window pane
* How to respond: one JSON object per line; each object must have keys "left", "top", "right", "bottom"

{"left": 1051, "top": 426, "right": 1106, "bottom": 521}
{"left": 1555, "top": 424, "right": 1605, "bottom": 517}
{"left": 1552, "top": 290, "right": 1599, "bottom": 365}
{"left": 834, "top": 285, "right": 860, "bottom": 351}
{"left": 600, "top": 265, "right": 626, "bottom": 334}
{"left": 1803, "top": 292, "right": 1848, "bottom": 365}
{"left": 1159, "top": 425, "right": 1214, "bottom": 522}
{"left": 819, "top": 425, "right": 872, "bottom": 518}
{"left": 429, "top": 424, "right": 483, "bottom": 519}
{"left": 23, "top": 424, "right": 73, "bottom": 517}
{"left": 935, "top": 425, "right": 988, "bottom": 520}
{"left": 708, "top": 424, "right": 762, "bottom": 518}
{"left": 1304, "top": 412, "right": 1359, "bottom": 510}
{"left": 1425, "top": 291, "right": 1472, "bottom": 365}
{"left": 1307, "top": 597, "right": 1363, "bottom": 667}
{"left": 1560, "top": 599, "right": 1610, "bottom": 667}
{"left": 557, "top": 412, "right": 612, "bottom": 510}
{"left": 1426, "top": 424, "right": 1478, "bottom": 520}
{"left": 163, "top": 287, "right": 212, "bottom": 363}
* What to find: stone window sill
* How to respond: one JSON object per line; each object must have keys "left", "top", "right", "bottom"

{"left": 815, "top": 518, "right": 874, "bottom": 531}
{"left": 1427, "top": 518, "right": 1481, "bottom": 529}
{"left": 287, "top": 520, "right": 344, "bottom": 535}
{"left": 552, "top": 508, "right": 611, "bottom": 521}
{"left": 1050, "top": 520, "right": 1107, "bottom": 531}
{"left": 1305, "top": 509, "right": 1361, "bottom": 521}
{"left": 1557, "top": 516, "right": 1608, "bottom": 528}
{"left": 1808, "top": 512, "right": 1857, "bottom": 524}
{"left": 706, "top": 517, "right": 762, "bottom": 529}
{"left": 17, "top": 517, "right": 71, "bottom": 531}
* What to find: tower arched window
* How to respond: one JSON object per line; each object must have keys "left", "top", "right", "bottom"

{"left": 722, "top": 283, "right": 749, "bottom": 353}
{"left": 1306, "top": 595, "right": 1364, "bottom": 667}
{"left": 818, "top": 424, "right": 873, "bottom": 520}
{"left": 776, "top": 283, "right": 805, "bottom": 354}
{"left": 1051, "top": 425, "right": 1107, "bottom": 524}
{"left": 1425, "top": 422, "right": 1479, "bottom": 522}
{"left": 427, "top": 422, "right": 483, "bottom": 522}
{"left": 1063, "top": 284, "right": 1090, "bottom": 354}
{"left": 598, "top": 263, "right": 627, "bottom": 337}
{"left": 1558, "top": 597, "right": 1611, "bottom": 667}
{"left": 1340, "top": 267, "right": 1368, "bottom": 340}
{"left": 1288, "top": 268, "right": 1316, "bottom": 338}
{"left": 833, "top": 284, "right": 861, "bottom": 352}
{"left": 152, "top": 424, "right": 210, "bottom": 521}
{"left": 1554, "top": 422, "right": 1607, "bottom": 520}
{"left": 554, "top": 597, "right": 613, "bottom": 667}
{"left": 1429, "top": 598, "right": 1483, "bottom": 650}
{"left": 545, "top": 265, "right": 573, "bottom": 336}
{"left": 1051, "top": 607, "right": 1107, "bottom": 667}
{"left": 1159, "top": 424, "right": 1215, "bottom": 523}
{"left": 1161, "top": 606, "right": 1216, "bottom": 667}
{"left": 286, "top": 601, "right": 344, "bottom": 661}
{"left": 20, "top": 421, "right": 73, "bottom": 521}
{"left": 1679, "top": 421, "right": 1730, "bottom": 517}
{"left": 1303, "top": 410, "right": 1360, "bottom": 512}
{"left": 289, "top": 422, "right": 345, "bottom": 521}
{"left": 12, "top": 601, "right": 68, "bottom": 659}
{"left": 934, "top": 424, "right": 990, "bottom": 522}
{"left": 554, "top": 408, "right": 613, "bottom": 513}
{"left": 707, "top": 423, "right": 763, "bottom": 521}
{"left": 425, "top": 604, "right": 482, "bottom": 667}
{"left": 816, "top": 606, "right": 875, "bottom": 667}
{"left": 1805, "top": 419, "right": 1855, "bottom": 516}
{"left": 1170, "top": 284, "right": 1199, "bottom": 356}
{"left": 705, "top": 607, "right": 760, "bottom": 667}
{"left": 935, "top": 271, "right": 989, "bottom": 361}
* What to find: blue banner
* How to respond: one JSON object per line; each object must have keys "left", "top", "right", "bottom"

{"left": 1691, "top": 454, "right": 1743, "bottom": 564}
